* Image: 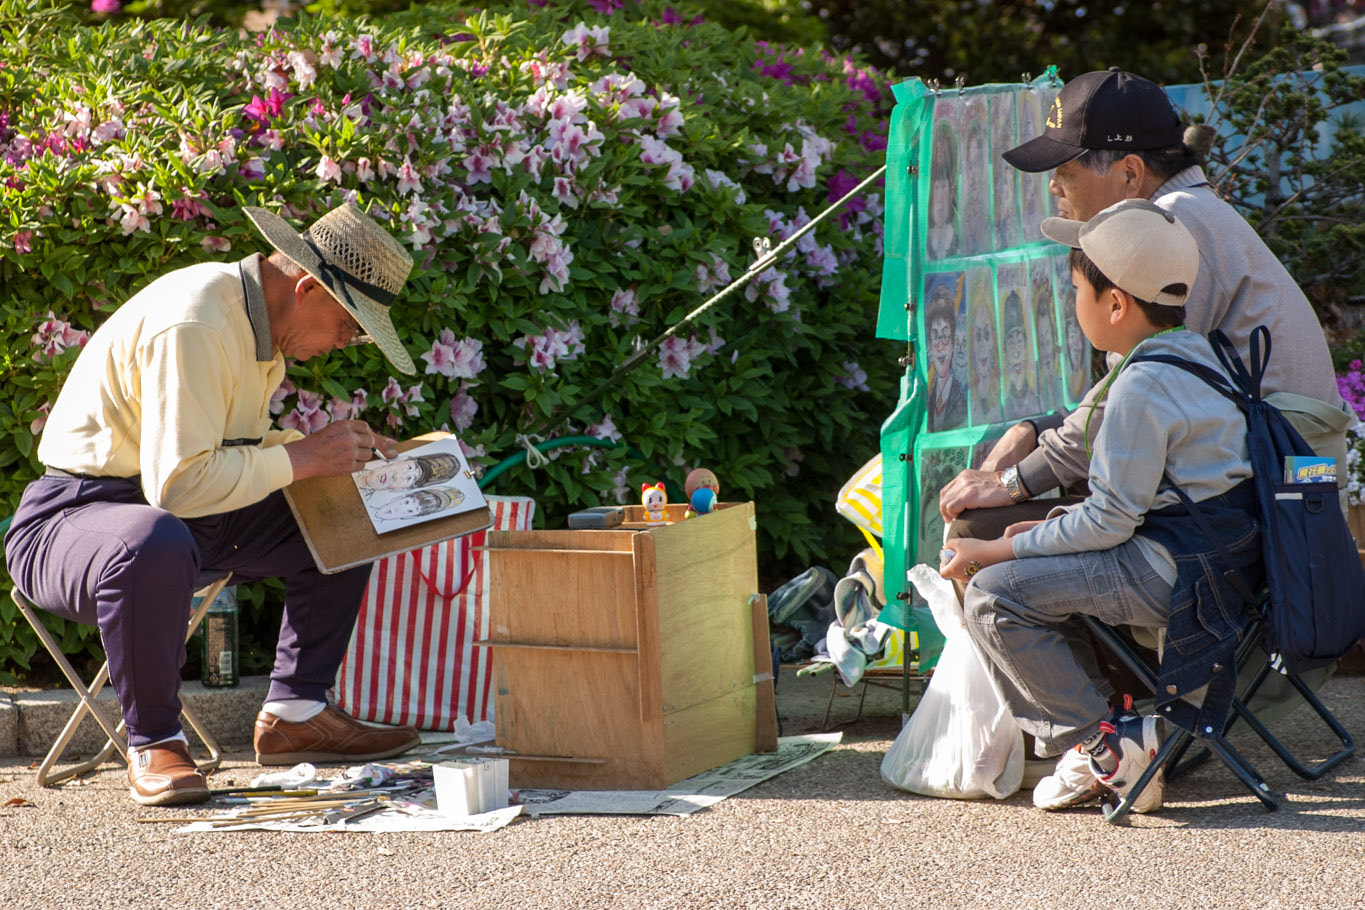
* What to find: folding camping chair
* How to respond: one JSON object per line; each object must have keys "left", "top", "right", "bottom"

{"left": 10, "top": 574, "right": 231, "bottom": 787}
{"left": 1082, "top": 591, "right": 1354, "bottom": 825}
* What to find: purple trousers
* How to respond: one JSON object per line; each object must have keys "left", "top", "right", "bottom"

{"left": 4, "top": 475, "right": 370, "bottom": 747}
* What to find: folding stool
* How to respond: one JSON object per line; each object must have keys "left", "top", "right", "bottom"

{"left": 1082, "top": 594, "right": 1354, "bottom": 825}
{"left": 10, "top": 573, "right": 231, "bottom": 786}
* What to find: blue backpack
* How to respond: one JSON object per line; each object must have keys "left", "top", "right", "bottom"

{"left": 1132, "top": 326, "right": 1365, "bottom": 674}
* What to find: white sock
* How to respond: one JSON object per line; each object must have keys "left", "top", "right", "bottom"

{"left": 129, "top": 731, "right": 188, "bottom": 756}
{"left": 262, "top": 699, "right": 327, "bottom": 723}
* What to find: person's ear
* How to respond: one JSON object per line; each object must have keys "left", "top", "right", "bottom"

{"left": 1119, "top": 155, "right": 1146, "bottom": 198}
{"left": 1108, "top": 287, "right": 1129, "bottom": 324}
{"left": 294, "top": 275, "right": 317, "bottom": 301}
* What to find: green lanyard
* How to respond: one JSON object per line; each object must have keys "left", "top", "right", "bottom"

{"left": 1083, "top": 327, "right": 1185, "bottom": 459}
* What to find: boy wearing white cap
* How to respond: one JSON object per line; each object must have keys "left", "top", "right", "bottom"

{"left": 940, "top": 199, "right": 1263, "bottom": 815}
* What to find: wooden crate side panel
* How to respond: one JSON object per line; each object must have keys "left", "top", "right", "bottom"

{"left": 495, "top": 649, "right": 666, "bottom": 790}
{"left": 652, "top": 503, "right": 760, "bottom": 713}
{"left": 488, "top": 527, "right": 637, "bottom": 552}
{"left": 488, "top": 548, "right": 639, "bottom": 649}
{"left": 661, "top": 686, "right": 759, "bottom": 783}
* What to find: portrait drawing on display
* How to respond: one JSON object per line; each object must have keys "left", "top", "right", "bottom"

{"left": 1016, "top": 91, "right": 1049, "bottom": 242}
{"left": 1055, "top": 254, "right": 1091, "bottom": 403}
{"left": 1031, "top": 264, "right": 1062, "bottom": 411}
{"left": 926, "top": 109, "right": 961, "bottom": 261}
{"left": 959, "top": 97, "right": 991, "bottom": 257}
{"left": 966, "top": 267, "right": 1003, "bottom": 427}
{"left": 998, "top": 263, "right": 1040, "bottom": 420}
{"left": 924, "top": 272, "right": 968, "bottom": 432}
{"left": 917, "top": 446, "right": 969, "bottom": 563}
{"left": 988, "top": 92, "right": 1020, "bottom": 250}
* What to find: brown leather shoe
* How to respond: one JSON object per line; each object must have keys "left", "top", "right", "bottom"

{"left": 127, "top": 741, "right": 210, "bottom": 807}
{"left": 254, "top": 705, "right": 421, "bottom": 765}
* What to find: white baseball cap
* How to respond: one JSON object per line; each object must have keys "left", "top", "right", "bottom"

{"left": 1041, "top": 199, "right": 1199, "bottom": 306}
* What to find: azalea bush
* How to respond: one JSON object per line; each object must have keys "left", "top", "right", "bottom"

{"left": 1341, "top": 359, "right": 1365, "bottom": 507}
{"left": 0, "top": 0, "right": 894, "bottom": 678}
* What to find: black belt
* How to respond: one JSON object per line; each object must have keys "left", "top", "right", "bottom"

{"left": 45, "top": 467, "right": 113, "bottom": 480}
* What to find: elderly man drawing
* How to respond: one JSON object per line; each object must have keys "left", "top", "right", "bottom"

{"left": 5, "top": 202, "right": 424, "bottom": 806}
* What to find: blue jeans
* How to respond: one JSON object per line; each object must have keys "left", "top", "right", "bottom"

{"left": 963, "top": 537, "right": 1172, "bottom": 757}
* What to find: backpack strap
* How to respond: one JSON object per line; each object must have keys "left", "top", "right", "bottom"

{"left": 1208, "top": 326, "right": 1269, "bottom": 402}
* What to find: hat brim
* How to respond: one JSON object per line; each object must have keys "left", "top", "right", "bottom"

{"left": 1001, "top": 134, "right": 1087, "bottom": 173}
{"left": 244, "top": 206, "right": 416, "bottom": 375}
{"left": 1040, "top": 216, "right": 1083, "bottom": 248}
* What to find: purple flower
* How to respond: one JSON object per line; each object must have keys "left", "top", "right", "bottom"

{"left": 422, "top": 329, "right": 486, "bottom": 380}
{"left": 91, "top": 0, "right": 120, "bottom": 13}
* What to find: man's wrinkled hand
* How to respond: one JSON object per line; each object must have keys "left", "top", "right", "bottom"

{"left": 978, "top": 422, "right": 1038, "bottom": 473}
{"left": 284, "top": 420, "right": 388, "bottom": 481}
{"left": 938, "top": 468, "right": 1013, "bottom": 521}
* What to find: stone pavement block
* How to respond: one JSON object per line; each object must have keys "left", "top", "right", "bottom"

{"left": 4, "top": 675, "right": 269, "bottom": 758}
{"left": 0, "top": 694, "right": 16, "bottom": 757}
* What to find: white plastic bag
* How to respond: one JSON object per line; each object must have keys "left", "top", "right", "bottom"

{"left": 880, "top": 564, "right": 1024, "bottom": 799}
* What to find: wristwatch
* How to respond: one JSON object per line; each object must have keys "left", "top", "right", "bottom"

{"left": 1000, "top": 465, "right": 1031, "bottom": 504}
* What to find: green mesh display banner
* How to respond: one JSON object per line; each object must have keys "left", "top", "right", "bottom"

{"left": 875, "top": 73, "right": 1094, "bottom": 668}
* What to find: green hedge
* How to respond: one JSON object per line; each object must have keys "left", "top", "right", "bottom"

{"left": 0, "top": 0, "right": 895, "bottom": 679}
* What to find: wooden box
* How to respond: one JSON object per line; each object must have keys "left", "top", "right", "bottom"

{"left": 484, "top": 501, "right": 777, "bottom": 790}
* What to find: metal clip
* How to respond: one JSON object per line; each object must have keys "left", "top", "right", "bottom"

{"left": 752, "top": 236, "right": 772, "bottom": 261}
{"left": 927, "top": 78, "right": 941, "bottom": 95}
{"left": 955, "top": 74, "right": 966, "bottom": 95}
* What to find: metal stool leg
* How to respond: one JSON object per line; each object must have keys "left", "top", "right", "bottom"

{"left": 13, "top": 574, "right": 230, "bottom": 785}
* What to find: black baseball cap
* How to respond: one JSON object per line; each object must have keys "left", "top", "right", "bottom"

{"left": 1003, "top": 68, "right": 1182, "bottom": 173}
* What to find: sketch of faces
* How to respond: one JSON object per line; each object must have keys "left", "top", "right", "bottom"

{"left": 989, "top": 92, "right": 1020, "bottom": 250}
{"left": 925, "top": 273, "right": 968, "bottom": 432}
{"left": 927, "top": 99, "right": 961, "bottom": 261}
{"left": 966, "top": 268, "right": 1002, "bottom": 427}
{"left": 1017, "top": 92, "right": 1049, "bottom": 242}
{"left": 1055, "top": 254, "right": 1090, "bottom": 403}
{"left": 1032, "top": 266, "right": 1061, "bottom": 411}
{"left": 960, "top": 97, "right": 991, "bottom": 257}
{"left": 354, "top": 452, "right": 462, "bottom": 492}
{"left": 998, "top": 263, "right": 1040, "bottom": 420}
{"left": 372, "top": 486, "right": 467, "bottom": 522}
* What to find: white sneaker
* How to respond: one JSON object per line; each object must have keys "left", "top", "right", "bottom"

{"left": 1090, "top": 712, "right": 1165, "bottom": 814}
{"left": 1033, "top": 746, "right": 1107, "bottom": 810}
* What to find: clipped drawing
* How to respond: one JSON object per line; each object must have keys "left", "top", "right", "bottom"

{"left": 960, "top": 97, "right": 991, "bottom": 256}
{"left": 927, "top": 112, "right": 961, "bottom": 261}
{"left": 925, "top": 272, "right": 968, "bottom": 432}
{"left": 989, "top": 92, "right": 1021, "bottom": 250}
{"left": 1054, "top": 254, "right": 1091, "bottom": 403}
{"left": 966, "top": 268, "right": 1003, "bottom": 426}
{"left": 917, "top": 446, "right": 969, "bottom": 562}
{"left": 353, "top": 436, "right": 486, "bottom": 534}
{"left": 1017, "top": 91, "right": 1050, "bottom": 242}
{"left": 1031, "top": 264, "right": 1062, "bottom": 411}
{"left": 998, "top": 262, "right": 1040, "bottom": 420}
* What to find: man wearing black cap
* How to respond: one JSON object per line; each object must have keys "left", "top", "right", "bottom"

{"left": 940, "top": 67, "right": 1350, "bottom": 523}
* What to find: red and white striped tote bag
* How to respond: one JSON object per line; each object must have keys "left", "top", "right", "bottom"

{"left": 333, "top": 495, "right": 535, "bottom": 729}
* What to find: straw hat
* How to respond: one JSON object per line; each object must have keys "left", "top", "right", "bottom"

{"left": 244, "top": 202, "right": 416, "bottom": 374}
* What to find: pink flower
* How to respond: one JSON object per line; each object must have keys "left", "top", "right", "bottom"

{"left": 562, "top": 23, "right": 610, "bottom": 62}
{"left": 31, "top": 311, "right": 89, "bottom": 361}
{"left": 609, "top": 288, "right": 639, "bottom": 327}
{"left": 280, "top": 407, "right": 328, "bottom": 435}
{"left": 30, "top": 401, "right": 51, "bottom": 436}
{"left": 91, "top": 0, "right": 119, "bottom": 13}
{"left": 315, "top": 155, "right": 342, "bottom": 183}
{"left": 395, "top": 160, "right": 422, "bottom": 195}
{"left": 587, "top": 413, "right": 622, "bottom": 442}
{"left": 421, "top": 329, "right": 486, "bottom": 379}
{"left": 201, "top": 236, "right": 231, "bottom": 253}
{"left": 270, "top": 377, "right": 297, "bottom": 415}
{"left": 658, "top": 335, "right": 705, "bottom": 380}
{"left": 448, "top": 387, "right": 478, "bottom": 431}
{"left": 14, "top": 230, "right": 32, "bottom": 254}
{"left": 837, "top": 360, "right": 870, "bottom": 391}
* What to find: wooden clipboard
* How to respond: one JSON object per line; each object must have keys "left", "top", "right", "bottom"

{"left": 283, "top": 431, "right": 493, "bottom": 574}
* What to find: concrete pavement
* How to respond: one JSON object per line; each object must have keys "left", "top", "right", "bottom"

{"left": 2, "top": 669, "right": 1364, "bottom": 909}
